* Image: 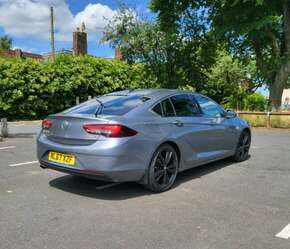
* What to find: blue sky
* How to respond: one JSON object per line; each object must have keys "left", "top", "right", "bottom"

{"left": 0, "top": 0, "right": 152, "bottom": 57}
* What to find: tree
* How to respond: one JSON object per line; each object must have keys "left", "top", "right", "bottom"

{"left": 151, "top": 0, "right": 290, "bottom": 110}
{"left": 203, "top": 48, "right": 259, "bottom": 105}
{"left": 102, "top": 7, "right": 216, "bottom": 89}
{"left": 0, "top": 35, "right": 12, "bottom": 50}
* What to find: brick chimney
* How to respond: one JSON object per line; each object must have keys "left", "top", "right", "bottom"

{"left": 73, "top": 28, "right": 87, "bottom": 56}
{"left": 14, "top": 49, "right": 22, "bottom": 58}
{"left": 115, "top": 47, "right": 122, "bottom": 60}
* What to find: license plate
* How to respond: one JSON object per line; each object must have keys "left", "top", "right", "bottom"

{"left": 48, "top": 151, "right": 76, "bottom": 166}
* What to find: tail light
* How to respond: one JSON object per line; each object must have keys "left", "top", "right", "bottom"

{"left": 83, "top": 124, "right": 137, "bottom": 137}
{"left": 42, "top": 119, "right": 52, "bottom": 129}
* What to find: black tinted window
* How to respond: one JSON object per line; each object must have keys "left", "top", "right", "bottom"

{"left": 64, "top": 100, "right": 100, "bottom": 115}
{"left": 65, "top": 95, "right": 150, "bottom": 116}
{"left": 152, "top": 103, "right": 162, "bottom": 116}
{"left": 170, "top": 94, "right": 200, "bottom": 117}
{"left": 194, "top": 95, "right": 224, "bottom": 117}
{"left": 161, "top": 98, "right": 175, "bottom": 117}
{"left": 101, "top": 96, "right": 150, "bottom": 115}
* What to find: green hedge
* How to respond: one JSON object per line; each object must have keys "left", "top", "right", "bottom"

{"left": 0, "top": 55, "right": 157, "bottom": 120}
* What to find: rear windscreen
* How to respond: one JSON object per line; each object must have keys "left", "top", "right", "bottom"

{"left": 64, "top": 95, "right": 150, "bottom": 116}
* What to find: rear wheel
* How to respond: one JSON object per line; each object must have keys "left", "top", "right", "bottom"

{"left": 146, "top": 144, "right": 179, "bottom": 192}
{"left": 232, "top": 130, "right": 251, "bottom": 162}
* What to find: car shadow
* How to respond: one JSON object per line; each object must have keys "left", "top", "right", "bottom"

{"left": 49, "top": 176, "right": 149, "bottom": 200}
{"left": 49, "top": 157, "right": 238, "bottom": 201}
{"left": 175, "top": 158, "right": 238, "bottom": 185}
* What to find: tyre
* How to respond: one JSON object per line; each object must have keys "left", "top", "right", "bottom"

{"left": 145, "top": 144, "right": 179, "bottom": 192}
{"left": 232, "top": 129, "right": 251, "bottom": 162}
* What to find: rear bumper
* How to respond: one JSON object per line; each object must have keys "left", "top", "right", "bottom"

{"left": 37, "top": 133, "right": 156, "bottom": 183}
{"left": 40, "top": 161, "right": 144, "bottom": 182}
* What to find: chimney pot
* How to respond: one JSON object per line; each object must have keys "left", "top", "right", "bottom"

{"left": 115, "top": 47, "right": 122, "bottom": 60}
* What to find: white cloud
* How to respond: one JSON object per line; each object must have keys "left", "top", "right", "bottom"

{"left": 0, "top": 0, "right": 116, "bottom": 42}
{"left": 73, "top": 3, "right": 116, "bottom": 34}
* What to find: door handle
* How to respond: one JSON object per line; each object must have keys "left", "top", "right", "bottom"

{"left": 209, "top": 119, "right": 218, "bottom": 125}
{"left": 173, "top": 120, "right": 184, "bottom": 127}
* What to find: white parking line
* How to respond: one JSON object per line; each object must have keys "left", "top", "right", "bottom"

{"left": 251, "top": 146, "right": 259, "bottom": 149}
{"left": 11, "top": 124, "right": 25, "bottom": 127}
{"left": 0, "top": 146, "right": 16, "bottom": 150}
{"left": 9, "top": 161, "right": 39, "bottom": 167}
{"left": 276, "top": 223, "right": 290, "bottom": 239}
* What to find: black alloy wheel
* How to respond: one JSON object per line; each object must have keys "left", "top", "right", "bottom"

{"left": 146, "top": 144, "right": 179, "bottom": 192}
{"left": 233, "top": 130, "right": 251, "bottom": 162}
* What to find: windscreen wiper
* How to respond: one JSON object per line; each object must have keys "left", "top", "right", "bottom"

{"left": 95, "top": 98, "right": 104, "bottom": 116}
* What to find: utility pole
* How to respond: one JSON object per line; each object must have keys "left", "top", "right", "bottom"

{"left": 50, "top": 6, "right": 55, "bottom": 60}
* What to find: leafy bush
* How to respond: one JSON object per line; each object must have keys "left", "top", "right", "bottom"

{"left": 0, "top": 55, "right": 157, "bottom": 120}
{"left": 224, "top": 92, "right": 267, "bottom": 111}
{"left": 243, "top": 93, "right": 268, "bottom": 111}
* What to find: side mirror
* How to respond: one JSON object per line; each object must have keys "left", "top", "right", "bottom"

{"left": 223, "top": 109, "right": 237, "bottom": 119}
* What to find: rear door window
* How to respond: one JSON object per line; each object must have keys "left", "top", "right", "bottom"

{"left": 170, "top": 94, "right": 200, "bottom": 117}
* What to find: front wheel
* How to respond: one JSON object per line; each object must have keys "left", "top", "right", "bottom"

{"left": 232, "top": 130, "right": 251, "bottom": 162}
{"left": 145, "top": 144, "right": 179, "bottom": 193}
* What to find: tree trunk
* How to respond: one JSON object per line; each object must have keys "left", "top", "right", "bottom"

{"left": 269, "top": 63, "right": 290, "bottom": 110}
{"left": 269, "top": 83, "right": 284, "bottom": 111}
{"left": 268, "top": 0, "right": 290, "bottom": 111}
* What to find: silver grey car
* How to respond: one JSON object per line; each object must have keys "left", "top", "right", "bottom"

{"left": 37, "top": 89, "right": 251, "bottom": 192}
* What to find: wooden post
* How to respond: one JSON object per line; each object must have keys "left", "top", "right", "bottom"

{"left": 1, "top": 118, "right": 8, "bottom": 138}
{"left": 76, "top": 96, "right": 80, "bottom": 105}
{"left": 266, "top": 111, "right": 271, "bottom": 128}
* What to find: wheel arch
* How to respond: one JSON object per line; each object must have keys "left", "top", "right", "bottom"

{"left": 138, "top": 140, "right": 181, "bottom": 185}
{"left": 243, "top": 127, "right": 251, "bottom": 136}
{"left": 163, "top": 141, "right": 181, "bottom": 163}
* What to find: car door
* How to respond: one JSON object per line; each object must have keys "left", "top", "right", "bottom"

{"left": 151, "top": 94, "right": 236, "bottom": 170}
{"left": 170, "top": 94, "right": 223, "bottom": 168}
{"left": 192, "top": 94, "right": 237, "bottom": 160}
{"left": 151, "top": 95, "right": 204, "bottom": 170}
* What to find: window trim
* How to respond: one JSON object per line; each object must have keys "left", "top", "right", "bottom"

{"left": 150, "top": 97, "right": 176, "bottom": 117}
{"left": 168, "top": 97, "right": 177, "bottom": 116}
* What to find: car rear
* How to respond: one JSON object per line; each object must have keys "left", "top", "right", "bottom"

{"left": 37, "top": 93, "right": 155, "bottom": 182}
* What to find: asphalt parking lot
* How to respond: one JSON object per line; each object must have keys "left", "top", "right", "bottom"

{"left": 0, "top": 123, "right": 290, "bottom": 249}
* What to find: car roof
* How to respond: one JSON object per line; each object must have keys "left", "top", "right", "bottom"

{"left": 106, "top": 89, "right": 196, "bottom": 100}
